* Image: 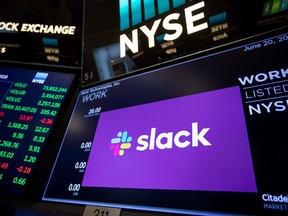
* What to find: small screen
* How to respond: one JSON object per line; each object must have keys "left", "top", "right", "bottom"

{"left": 43, "top": 29, "right": 288, "bottom": 215}
{"left": 0, "top": 67, "right": 75, "bottom": 197}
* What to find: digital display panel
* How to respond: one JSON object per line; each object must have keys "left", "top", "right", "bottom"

{"left": 0, "top": 0, "right": 84, "bottom": 67}
{"left": 83, "top": 0, "right": 288, "bottom": 86}
{"left": 44, "top": 29, "right": 288, "bottom": 215}
{"left": 0, "top": 67, "right": 75, "bottom": 197}
{"left": 82, "top": 86, "right": 257, "bottom": 193}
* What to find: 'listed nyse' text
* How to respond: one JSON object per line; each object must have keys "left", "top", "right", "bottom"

{"left": 238, "top": 68, "right": 288, "bottom": 115}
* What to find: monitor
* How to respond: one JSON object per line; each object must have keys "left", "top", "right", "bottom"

{"left": 43, "top": 28, "right": 288, "bottom": 215}
{"left": 0, "top": 66, "right": 76, "bottom": 198}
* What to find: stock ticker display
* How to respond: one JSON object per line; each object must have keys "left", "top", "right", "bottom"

{"left": 0, "top": 67, "right": 75, "bottom": 197}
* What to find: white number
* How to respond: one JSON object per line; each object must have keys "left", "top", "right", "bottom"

{"left": 81, "top": 142, "right": 92, "bottom": 149}
{"left": 68, "top": 183, "right": 81, "bottom": 192}
{"left": 75, "top": 162, "right": 87, "bottom": 169}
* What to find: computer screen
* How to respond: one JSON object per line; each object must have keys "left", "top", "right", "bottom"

{"left": 0, "top": 66, "right": 76, "bottom": 197}
{"left": 43, "top": 28, "right": 288, "bottom": 215}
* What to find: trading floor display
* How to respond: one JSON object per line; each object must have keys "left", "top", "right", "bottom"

{"left": 0, "top": 67, "right": 76, "bottom": 197}
{"left": 1, "top": 1, "right": 288, "bottom": 215}
{"left": 43, "top": 28, "right": 288, "bottom": 215}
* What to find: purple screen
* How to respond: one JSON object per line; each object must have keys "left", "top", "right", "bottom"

{"left": 82, "top": 86, "right": 257, "bottom": 192}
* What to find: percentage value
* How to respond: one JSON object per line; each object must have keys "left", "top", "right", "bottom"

{"left": 23, "top": 155, "right": 37, "bottom": 163}
{"left": 12, "top": 177, "right": 26, "bottom": 185}
{"left": 28, "top": 145, "right": 41, "bottom": 153}
{"left": 0, "top": 162, "right": 9, "bottom": 170}
{"left": 40, "top": 118, "right": 53, "bottom": 125}
{"left": 12, "top": 132, "right": 24, "bottom": 139}
{"left": 33, "top": 136, "right": 46, "bottom": 143}
{"left": 17, "top": 166, "right": 32, "bottom": 174}
{"left": 35, "top": 126, "right": 50, "bottom": 133}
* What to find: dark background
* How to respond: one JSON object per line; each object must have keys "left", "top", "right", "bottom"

{"left": 1, "top": 0, "right": 288, "bottom": 215}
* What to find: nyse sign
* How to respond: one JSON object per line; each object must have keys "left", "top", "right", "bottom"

{"left": 120, "top": 1, "right": 208, "bottom": 57}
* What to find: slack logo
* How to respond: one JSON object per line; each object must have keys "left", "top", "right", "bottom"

{"left": 137, "top": 122, "right": 212, "bottom": 151}
{"left": 119, "top": 0, "right": 208, "bottom": 57}
{"left": 109, "top": 122, "right": 212, "bottom": 156}
{"left": 110, "top": 131, "right": 132, "bottom": 156}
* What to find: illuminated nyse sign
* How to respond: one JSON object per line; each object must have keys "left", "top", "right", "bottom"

{"left": 119, "top": 0, "right": 208, "bottom": 57}
{"left": 0, "top": 22, "right": 76, "bottom": 35}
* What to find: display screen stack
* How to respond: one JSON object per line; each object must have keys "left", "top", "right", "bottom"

{"left": 0, "top": 0, "right": 83, "bottom": 214}
{"left": 43, "top": 27, "right": 288, "bottom": 215}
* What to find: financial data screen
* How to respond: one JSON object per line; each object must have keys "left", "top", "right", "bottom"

{"left": 0, "top": 67, "right": 75, "bottom": 197}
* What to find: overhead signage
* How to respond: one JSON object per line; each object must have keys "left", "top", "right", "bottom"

{"left": 119, "top": 0, "right": 208, "bottom": 57}
{"left": 0, "top": 0, "right": 84, "bottom": 67}
{"left": 0, "top": 22, "right": 76, "bottom": 35}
